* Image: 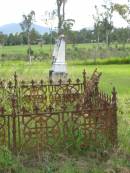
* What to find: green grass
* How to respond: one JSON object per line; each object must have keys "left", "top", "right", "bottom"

{"left": 0, "top": 61, "right": 129, "bottom": 96}
{"left": 0, "top": 43, "right": 130, "bottom": 55}
{"left": 1, "top": 44, "right": 130, "bottom": 65}
{"left": 0, "top": 44, "right": 100, "bottom": 55}
{"left": 70, "top": 57, "right": 130, "bottom": 65}
{"left": 68, "top": 63, "right": 130, "bottom": 96}
{"left": 0, "top": 45, "right": 51, "bottom": 55}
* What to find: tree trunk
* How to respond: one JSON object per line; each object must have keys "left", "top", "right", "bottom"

{"left": 63, "top": 1, "right": 65, "bottom": 22}
{"left": 97, "top": 33, "right": 100, "bottom": 48}
{"left": 106, "top": 31, "right": 109, "bottom": 47}
{"left": 27, "top": 32, "right": 31, "bottom": 64}
{"left": 57, "top": 0, "right": 62, "bottom": 35}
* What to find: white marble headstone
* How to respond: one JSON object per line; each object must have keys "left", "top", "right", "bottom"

{"left": 51, "top": 35, "right": 67, "bottom": 73}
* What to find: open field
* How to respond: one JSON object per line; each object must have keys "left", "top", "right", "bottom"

{"left": 0, "top": 61, "right": 130, "bottom": 96}
{"left": 1, "top": 44, "right": 130, "bottom": 67}
{"left": 0, "top": 44, "right": 51, "bottom": 55}
{"left": 0, "top": 43, "right": 130, "bottom": 55}
{"left": 0, "top": 44, "right": 103, "bottom": 55}
{"left": 0, "top": 61, "right": 130, "bottom": 172}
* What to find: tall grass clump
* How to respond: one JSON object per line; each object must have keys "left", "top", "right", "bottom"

{"left": 68, "top": 57, "right": 130, "bottom": 65}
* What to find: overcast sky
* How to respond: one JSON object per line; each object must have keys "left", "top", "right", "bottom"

{"left": 0, "top": 0, "right": 129, "bottom": 30}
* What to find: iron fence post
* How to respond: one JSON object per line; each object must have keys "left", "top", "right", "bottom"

{"left": 12, "top": 72, "right": 18, "bottom": 153}
{"left": 112, "top": 87, "right": 117, "bottom": 145}
{"left": 83, "top": 69, "right": 87, "bottom": 91}
{"left": 12, "top": 96, "right": 17, "bottom": 153}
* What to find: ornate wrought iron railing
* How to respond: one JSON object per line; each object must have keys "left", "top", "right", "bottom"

{"left": 0, "top": 69, "right": 117, "bottom": 153}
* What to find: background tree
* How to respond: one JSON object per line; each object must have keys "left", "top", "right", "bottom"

{"left": 43, "top": 10, "right": 57, "bottom": 56}
{"left": 7, "top": 34, "right": 16, "bottom": 45}
{"left": 57, "top": 0, "right": 67, "bottom": 34}
{"left": 93, "top": 5, "right": 102, "bottom": 47}
{"left": 113, "top": 2, "right": 130, "bottom": 47}
{"left": 30, "top": 28, "right": 41, "bottom": 44}
{"left": 113, "top": 3, "right": 129, "bottom": 23}
{"left": 111, "top": 28, "right": 130, "bottom": 48}
{"left": 0, "top": 32, "right": 7, "bottom": 46}
{"left": 101, "top": 0, "right": 114, "bottom": 47}
{"left": 63, "top": 19, "right": 75, "bottom": 38}
{"left": 20, "top": 10, "right": 35, "bottom": 63}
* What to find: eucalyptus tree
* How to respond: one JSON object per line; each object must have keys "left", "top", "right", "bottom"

{"left": 101, "top": 0, "right": 114, "bottom": 47}
{"left": 113, "top": 1, "right": 130, "bottom": 46}
{"left": 113, "top": 3, "right": 130, "bottom": 23}
{"left": 93, "top": 5, "right": 102, "bottom": 47}
{"left": 92, "top": 0, "right": 114, "bottom": 47}
{"left": 57, "top": 0, "right": 67, "bottom": 34}
{"left": 20, "top": 10, "right": 35, "bottom": 63}
{"left": 56, "top": 0, "right": 75, "bottom": 37}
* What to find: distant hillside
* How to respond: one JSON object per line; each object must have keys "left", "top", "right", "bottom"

{"left": 0, "top": 23, "right": 49, "bottom": 35}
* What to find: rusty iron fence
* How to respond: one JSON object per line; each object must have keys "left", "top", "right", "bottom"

{"left": 0, "top": 69, "right": 117, "bottom": 153}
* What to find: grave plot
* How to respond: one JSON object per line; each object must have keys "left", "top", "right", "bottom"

{"left": 0, "top": 69, "right": 117, "bottom": 154}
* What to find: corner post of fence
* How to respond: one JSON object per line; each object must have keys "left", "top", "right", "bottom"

{"left": 112, "top": 87, "right": 117, "bottom": 107}
{"left": 112, "top": 87, "right": 118, "bottom": 145}
{"left": 95, "top": 80, "right": 99, "bottom": 96}
{"left": 12, "top": 95, "right": 17, "bottom": 154}
{"left": 83, "top": 69, "right": 87, "bottom": 90}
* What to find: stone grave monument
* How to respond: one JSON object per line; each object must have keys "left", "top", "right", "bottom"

{"left": 49, "top": 34, "right": 67, "bottom": 82}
